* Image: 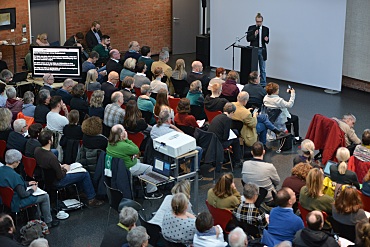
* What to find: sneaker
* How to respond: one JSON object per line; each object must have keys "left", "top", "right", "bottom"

{"left": 47, "top": 220, "right": 60, "bottom": 229}
{"left": 294, "top": 136, "right": 303, "bottom": 144}
{"left": 88, "top": 198, "right": 104, "bottom": 207}
{"left": 145, "top": 191, "right": 163, "bottom": 200}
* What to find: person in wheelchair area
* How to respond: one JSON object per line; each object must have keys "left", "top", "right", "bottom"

{"left": 263, "top": 82, "right": 302, "bottom": 144}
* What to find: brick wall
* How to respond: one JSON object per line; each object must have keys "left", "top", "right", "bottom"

{"left": 65, "top": 0, "right": 172, "bottom": 55}
{"left": 0, "top": 0, "right": 29, "bottom": 72}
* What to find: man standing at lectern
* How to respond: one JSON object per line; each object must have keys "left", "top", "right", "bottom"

{"left": 247, "top": 13, "right": 269, "bottom": 87}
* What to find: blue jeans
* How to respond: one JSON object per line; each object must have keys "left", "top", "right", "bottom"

{"left": 56, "top": 172, "right": 96, "bottom": 200}
{"left": 257, "top": 114, "right": 277, "bottom": 145}
{"left": 51, "top": 149, "right": 58, "bottom": 157}
{"left": 258, "top": 48, "right": 266, "bottom": 87}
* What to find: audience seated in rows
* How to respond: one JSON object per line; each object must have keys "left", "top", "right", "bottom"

{"left": 6, "top": 119, "right": 27, "bottom": 153}
{"left": 106, "top": 124, "right": 161, "bottom": 198}
{"left": 330, "top": 147, "right": 360, "bottom": 189}
{"left": 123, "top": 100, "right": 149, "bottom": 134}
{"left": 34, "top": 130, "right": 103, "bottom": 207}
{"left": 186, "top": 80, "right": 206, "bottom": 119}
{"left": 174, "top": 98, "right": 198, "bottom": 128}
{"left": 332, "top": 113, "right": 361, "bottom": 152}
{"left": 242, "top": 71, "right": 266, "bottom": 109}
{"left": 172, "top": 59, "right": 187, "bottom": 80}
{"left": 0, "top": 150, "right": 58, "bottom": 229}
{"left": 82, "top": 51, "right": 106, "bottom": 82}
{"left": 282, "top": 162, "right": 312, "bottom": 201}
{"left": 162, "top": 193, "right": 196, "bottom": 245}
{"left": 0, "top": 108, "right": 13, "bottom": 141}
{"left": 150, "top": 67, "right": 168, "bottom": 93}
{"left": 120, "top": 58, "right": 136, "bottom": 82}
{"left": 101, "top": 71, "right": 119, "bottom": 106}
{"left": 193, "top": 211, "right": 227, "bottom": 247}
{"left": 85, "top": 21, "right": 102, "bottom": 51}
{"left": 85, "top": 69, "right": 101, "bottom": 91}
{"left": 153, "top": 89, "right": 174, "bottom": 120}
{"left": 25, "top": 123, "right": 43, "bottom": 158}
{"left": 70, "top": 83, "right": 89, "bottom": 124}
{"left": 262, "top": 187, "right": 304, "bottom": 246}
{"left": 149, "top": 180, "right": 193, "bottom": 228}
{"left": 81, "top": 116, "right": 108, "bottom": 150}
{"left": 293, "top": 139, "right": 315, "bottom": 166}
{"left": 126, "top": 226, "right": 149, "bottom": 247}
{"left": 88, "top": 90, "right": 105, "bottom": 119}
{"left": 221, "top": 70, "right": 240, "bottom": 102}
{"left": 106, "top": 49, "right": 123, "bottom": 75}
{"left": 232, "top": 91, "right": 286, "bottom": 147}
{"left": 208, "top": 103, "right": 242, "bottom": 166}
{"left": 207, "top": 173, "right": 241, "bottom": 210}
{"left": 22, "top": 91, "right": 36, "bottom": 117}
{"left": 100, "top": 207, "right": 138, "bottom": 247}
{"left": 293, "top": 210, "right": 339, "bottom": 247}
{"left": 208, "top": 67, "right": 226, "bottom": 90}
{"left": 228, "top": 227, "right": 248, "bottom": 247}
{"left": 187, "top": 61, "right": 209, "bottom": 95}
{"left": 92, "top": 35, "right": 110, "bottom": 65}
{"left": 62, "top": 110, "right": 83, "bottom": 140}
{"left": 137, "top": 85, "right": 156, "bottom": 125}
{"left": 121, "top": 76, "right": 136, "bottom": 104}
{"left": 34, "top": 89, "right": 51, "bottom": 125}
{"left": 6, "top": 86, "right": 22, "bottom": 121}
{"left": 40, "top": 73, "right": 56, "bottom": 96}
{"left": 123, "top": 41, "right": 141, "bottom": 62}
{"left": 46, "top": 96, "right": 69, "bottom": 133}
{"left": 152, "top": 50, "right": 172, "bottom": 89}
{"left": 233, "top": 182, "right": 268, "bottom": 231}
{"left": 56, "top": 78, "right": 74, "bottom": 106}
{"left": 103, "top": 91, "right": 125, "bottom": 127}
{"left": 204, "top": 82, "right": 228, "bottom": 112}
{"left": 133, "top": 61, "right": 150, "bottom": 88}
{"left": 138, "top": 46, "right": 154, "bottom": 75}
{"left": 242, "top": 142, "right": 280, "bottom": 205}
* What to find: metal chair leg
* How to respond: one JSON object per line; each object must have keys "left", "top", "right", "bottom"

{"left": 228, "top": 149, "right": 234, "bottom": 172}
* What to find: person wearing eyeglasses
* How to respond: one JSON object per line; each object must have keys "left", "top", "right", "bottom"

{"left": 246, "top": 13, "right": 269, "bottom": 87}
{"left": 35, "top": 33, "right": 50, "bottom": 46}
{"left": 6, "top": 119, "right": 28, "bottom": 154}
{"left": 40, "top": 73, "right": 56, "bottom": 96}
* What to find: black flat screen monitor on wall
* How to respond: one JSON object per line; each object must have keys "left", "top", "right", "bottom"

{"left": 31, "top": 46, "right": 82, "bottom": 79}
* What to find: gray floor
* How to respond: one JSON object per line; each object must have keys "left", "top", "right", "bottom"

{"left": 44, "top": 53, "right": 370, "bottom": 246}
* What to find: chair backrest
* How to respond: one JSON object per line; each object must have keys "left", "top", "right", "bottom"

{"left": 140, "top": 110, "right": 154, "bottom": 124}
{"left": 127, "top": 132, "right": 145, "bottom": 149}
{"left": 150, "top": 93, "right": 158, "bottom": 100}
{"left": 168, "top": 97, "right": 180, "bottom": 114}
{"left": 176, "top": 125, "right": 195, "bottom": 137}
{"left": 104, "top": 181, "right": 123, "bottom": 213}
{"left": 0, "top": 140, "right": 6, "bottom": 162}
{"left": 330, "top": 216, "right": 356, "bottom": 242}
{"left": 297, "top": 202, "right": 328, "bottom": 227}
{"left": 86, "top": 90, "right": 94, "bottom": 102}
{"left": 22, "top": 155, "right": 37, "bottom": 179}
{"left": 190, "top": 105, "right": 205, "bottom": 120}
{"left": 231, "top": 120, "right": 244, "bottom": 134}
{"left": 349, "top": 156, "right": 370, "bottom": 183}
{"left": 118, "top": 198, "right": 143, "bottom": 212}
{"left": 220, "top": 94, "right": 237, "bottom": 103}
{"left": 163, "top": 238, "right": 186, "bottom": 247}
{"left": 171, "top": 78, "right": 189, "bottom": 98}
{"left": 134, "top": 87, "right": 141, "bottom": 96}
{"left": 358, "top": 190, "right": 370, "bottom": 212}
{"left": 204, "top": 108, "right": 222, "bottom": 124}
{"left": 139, "top": 213, "right": 162, "bottom": 246}
{"left": 205, "top": 200, "right": 233, "bottom": 231}
{"left": 0, "top": 186, "right": 14, "bottom": 209}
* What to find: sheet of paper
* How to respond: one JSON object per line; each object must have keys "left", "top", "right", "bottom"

{"left": 197, "top": 119, "right": 205, "bottom": 128}
{"left": 228, "top": 129, "right": 237, "bottom": 140}
{"left": 27, "top": 186, "right": 47, "bottom": 196}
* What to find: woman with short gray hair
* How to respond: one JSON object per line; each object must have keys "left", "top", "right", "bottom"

{"left": 0, "top": 149, "right": 58, "bottom": 229}
{"left": 22, "top": 91, "right": 36, "bottom": 117}
{"left": 127, "top": 226, "right": 149, "bottom": 247}
{"left": 29, "top": 238, "right": 49, "bottom": 247}
{"left": 5, "top": 86, "right": 23, "bottom": 120}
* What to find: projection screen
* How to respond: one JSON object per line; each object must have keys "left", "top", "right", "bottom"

{"left": 210, "top": 0, "right": 347, "bottom": 91}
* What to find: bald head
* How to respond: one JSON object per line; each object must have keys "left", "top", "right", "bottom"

{"left": 110, "top": 49, "right": 120, "bottom": 60}
{"left": 111, "top": 91, "right": 123, "bottom": 105}
{"left": 192, "top": 61, "right": 203, "bottom": 72}
{"left": 307, "top": 210, "right": 324, "bottom": 231}
{"left": 108, "top": 71, "right": 119, "bottom": 85}
{"left": 237, "top": 91, "right": 249, "bottom": 104}
{"left": 111, "top": 124, "right": 124, "bottom": 133}
{"left": 129, "top": 41, "right": 140, "bottom": 52}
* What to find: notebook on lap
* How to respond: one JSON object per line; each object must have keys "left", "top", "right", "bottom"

{"left": 139, "top": 158, "right": 172, "bottom": 185}
{"left": 324, "top": 160, "right": 338, "bottom": 177}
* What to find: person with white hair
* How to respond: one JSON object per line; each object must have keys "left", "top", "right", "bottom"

{"left": 127, "top": 226, "right": 149, "bottom": 247}
{"left": 0, "top": 150, "right": 59, "bottom": 229}
{"left": 40, "top": 73, "right": 56, "bottom": 96}
{"left": 332, "top": 113, "right": 361, "bottom": 152}
{"left": 123, "top": 41, "right": 141, "bottom": 62}
{"left": 0, "top": 69, "right": 13, "bottom": 84}
{"left": 6, "top": 119, "right": 28, "bottom": 153}
{"left": 5, "top": 86, "right": 22, "bottom": 120}
{"left": 187, "top": 60, "right": 210, "bottom": 94}
{"left": 100, "top": 207, "right": 138, "bottom": 247}
{"left": 29, "top": 238, "right": 49, "bottom": 247}
{"left": 56, "top": 78, "right": 74, "bottom": 105}
{"left": 22, "top": 91, "right": 36, "bottom": 117}
{"left": 228, "top": 227, "right": 248, "bottom": 247}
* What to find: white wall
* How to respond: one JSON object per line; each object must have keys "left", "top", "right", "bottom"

{"left": 210, "top": 0, "right": 347, "bottom": 91}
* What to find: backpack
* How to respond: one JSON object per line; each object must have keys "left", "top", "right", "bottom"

{"left": 20, "top": 220, "right": 48, "bottom": 245}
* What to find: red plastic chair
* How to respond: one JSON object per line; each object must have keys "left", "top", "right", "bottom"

{"left": 169, "top": 97, "right": 180, "bottom": 115}
{"left": 358, "top": 190, "right": 370, "bottom": 212}
{"left": 204, "top": 108, "right": 222, "bottom": 124}
{"left": 0, "top": 140, "right": 6, "bottom": 162}
{"left": 86, "top": 90, "right": 94, "bottom": 102}
{"left": 348, "top": 156, "right": 370, "bottom": 183}
{"left": 297, "top": 202, "right": 327, "bottom": 227}
{"left": 22, "top": 155, "right": 37, "bottom": 179}
{"left": 127, "top": 132, "right": 145, "bottom": 151}
{"left": 205, "top": 200, "right": 233, "bottom": 232}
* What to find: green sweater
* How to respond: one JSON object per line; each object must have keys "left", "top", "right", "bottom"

{"left": 106, "top": 139, "right": 139, "bottom": 169}
{"left": 92, "top": 44, "right": 109, "bottom": 58}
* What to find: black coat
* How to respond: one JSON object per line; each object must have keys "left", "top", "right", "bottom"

{"left": 101, "top": 82, "right": 119, "bottom": 107}
{"left": 247, "top": 25, "right": 269, "bottom": 60}
{"left": 106, "top": 59, "right": 123, "bottom": 75}
{"left": 85, "top": 29, "right": 102, "bottom": 50}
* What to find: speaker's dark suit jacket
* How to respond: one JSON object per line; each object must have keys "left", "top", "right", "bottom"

{"left": 247, "top": 25, "right": 269, "bottom": 60}
{"left": 106, "top": 59, "right": 123, "bottom": 75}
{"left": 101, "top": 81, "right": 119, "bottom": 107}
